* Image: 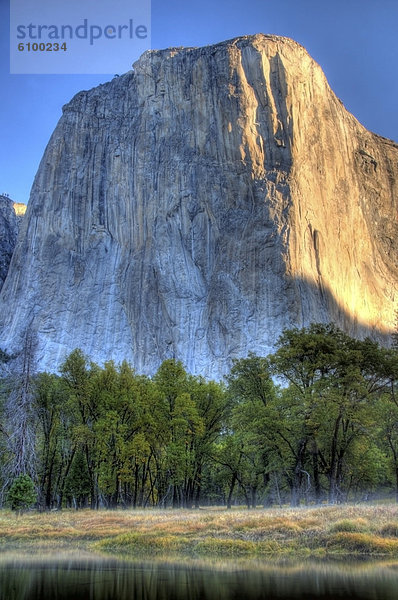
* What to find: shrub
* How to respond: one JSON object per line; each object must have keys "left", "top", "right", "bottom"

{"left": 329, "top": 518, "right": 369, "bottom": 534}
{"left": 380, "top": 522, "right": 398, "bottom": 537}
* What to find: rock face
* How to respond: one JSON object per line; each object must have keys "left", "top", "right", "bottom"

{"left": 0, "top": 195, "right": 25, "bottom": 291}
{"left": 0, "top": 34, "right": 397, "bottom": 378}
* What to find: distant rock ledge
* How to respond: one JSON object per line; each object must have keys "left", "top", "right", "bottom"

{"left": 13, "top": 202, "right": 27, "bottom": 217}
{"left": 0, "top": 195, "right": 26, "bottom": 292}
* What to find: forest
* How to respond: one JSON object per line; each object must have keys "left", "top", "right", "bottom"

{"left": 1, "top": 323, "right": 398, "bottom": 511}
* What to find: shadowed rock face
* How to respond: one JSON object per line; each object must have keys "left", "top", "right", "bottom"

{"left": 0, "top": 34, "right": 397, "bottom": 378}
{"left": 0, "top": 195, "right": 25, "bottom": 291}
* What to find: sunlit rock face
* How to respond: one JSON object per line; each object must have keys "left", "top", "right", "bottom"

{"left": 0, "top": 195, "right": 25, "bottom": 291}
{"left": 0, "top": 34, "right": 397, "bottom": 378}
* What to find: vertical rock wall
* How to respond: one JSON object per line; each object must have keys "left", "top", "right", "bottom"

{"left": 0, "top": 35, "right": 397, "bottom": 378}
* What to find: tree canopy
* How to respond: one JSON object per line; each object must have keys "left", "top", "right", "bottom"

{"left": 1, "top": 324, "right": 398, "bottom": 509}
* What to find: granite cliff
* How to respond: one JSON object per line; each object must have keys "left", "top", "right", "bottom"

{"left": 0, "top": 34, "right": 397, "bottom": 378}
{"left": 0, "top": 195, "right": 26, "bottom": 291}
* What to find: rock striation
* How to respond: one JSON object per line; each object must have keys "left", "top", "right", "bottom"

{"left": 0, "top": 34, "right": 397, "bottom": 378}
{"left": 0, "top": 195, "right": 25, "bottom": 291}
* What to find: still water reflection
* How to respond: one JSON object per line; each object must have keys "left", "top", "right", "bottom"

{"left": 1, "top": 554, "right": 398, "bottom": 600}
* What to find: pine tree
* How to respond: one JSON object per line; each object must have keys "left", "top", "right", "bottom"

{"left": 8, "top": 474, "right": 37, "bottom": 513}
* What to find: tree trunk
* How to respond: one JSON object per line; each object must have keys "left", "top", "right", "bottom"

{"left": 227, "top": 473, "right": 237, "bottom": 509}
{"left": 133, "top": 463, "right": 139, "bottom": 508}
{"left": 194, "top": 467, "right": 201, "bottom": 509}
{"left": 290, "top": 439, "right": 307, "bottom": 507}
{"left": 172, "top": 484, "right": 180, "bottom": 508}
{"left": 395, "top": 465, "right": 398, "bottom": 503}
{"left": 57, "top": 447, "right": 76, "bottom": 509}
{"left": 312, "top": 445, "right": 321, "bottom": 504}
{"left": 250, "top": 485, "right": 257, "bottom": 509}
{"left": 328, "top": 413, "right": 342, "bottom": 504}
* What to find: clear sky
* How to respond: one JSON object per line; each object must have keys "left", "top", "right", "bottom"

{"left": 1, "top": 0, "right": 398, "bottom": 204}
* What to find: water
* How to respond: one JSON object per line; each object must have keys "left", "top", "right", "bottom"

{"left": 1, "top": 554, "right": 398, "bottom": 600}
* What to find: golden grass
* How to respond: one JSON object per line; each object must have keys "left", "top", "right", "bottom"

{"left": 1, "top": 504, "right": 398, "bottom": 559}
{"left": 328, "top": 532, "right": 398, "bottom": 555}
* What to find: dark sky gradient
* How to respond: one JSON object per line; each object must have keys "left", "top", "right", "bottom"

{"left": 1, "top": 0, "right": 397, "bottom": 203}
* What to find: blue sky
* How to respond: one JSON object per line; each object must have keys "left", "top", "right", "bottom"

{"left": 1, "top": 0, "right": 398, "bottom": 204}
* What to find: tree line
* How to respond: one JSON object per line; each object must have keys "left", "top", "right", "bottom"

{"left": 1, "top": 323, "right": 398, "bottom": 510}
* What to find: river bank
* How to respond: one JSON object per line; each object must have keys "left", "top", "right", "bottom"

{"left": 1, "top": 505, "right": 398, "bottom": 559}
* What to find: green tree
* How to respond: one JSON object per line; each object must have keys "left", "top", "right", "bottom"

{"left": 154, "top": 360, "right": 201, "bottom": 507}
{"left": 212, "top": 435, "right": 244, "bottom": 508}
{"left": 227, "top": 354, "right": 278, "bottom": 507}
{"left": 372, "top": 348, "right": 398, "bottom": 501}
{"left": 188, "top": 378, "right": 228, "bottom": 507}
{"left": 8, "top": 474, "right": 37, "bottom": 513}
{"left": 60, "top": 349, "right": 102, "bottom": 508}
{"left": 152, "top": 360, "right": 227, "bottom": 508}
{"left": 92, "top": 361, "right": 153, "bottom": 508}
{"left": 34, "top": 373, "right": 67, "bottom": 509}
{"left": 269, "top": 324, "right": 390, "bottom": 504}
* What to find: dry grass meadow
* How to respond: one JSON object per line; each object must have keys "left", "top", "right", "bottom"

{"left": 1, "top": 504, "right": 398, "bottom": 559}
